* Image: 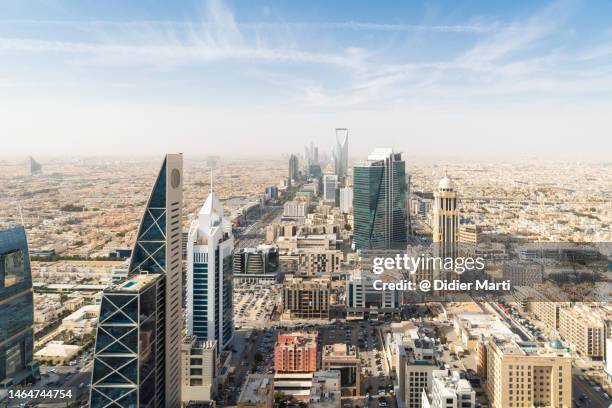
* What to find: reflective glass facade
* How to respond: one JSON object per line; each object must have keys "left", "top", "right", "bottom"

{"left": 91, "top": 280, "right": 163, "bottom": 408}
{"left": 0, "top": 226, "right": 38, "bottom": 388}
{"left": 353, "top": 152, "right": 407, "bottom": 250}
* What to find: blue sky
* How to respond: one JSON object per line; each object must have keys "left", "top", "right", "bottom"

{"left": 1, "top": 0, "right": 611, "bottom": 159}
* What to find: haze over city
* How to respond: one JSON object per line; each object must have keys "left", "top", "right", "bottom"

{"left": 1, "top": 0, "right": 612, "bottom": 158}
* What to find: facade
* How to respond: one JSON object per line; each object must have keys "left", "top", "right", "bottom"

{"left": 333, "top": 128, "right": 349, "bottom": 184}
{"left": 274, "top": 331, "right": 318, "bottom": 373}
{"left": 0, "top": 226, "right": 39, "bottom": 390}
{"left": 401, "top": 337, "right": 437, "bottom": 408}
{"left": 339, "top": 187, "right": 353, "bottom": 213}
{"left": 353, "top": 148, "right": 407, "bottom": 250}
{"left": 289, "top": 154, "right": 299, "bottom": 183}
{"left": 233, "top": 245, "right": 279, "bottom": 282}
{"left": 181, "top": 337, "right": 218, "bottom": 404}
{"left": 321, "top": 344, "right": 360, "bottom": 396}
{"left": 90, "top": 273, "right": 166, "bottom": 407}
{"left": 502, "top": 261, "right": 544, "bottom": 287}
{"left": 346, "top": 270, "right": 399, "bottom": 319}
{"left": 90, "top": 153, "right": 183, "bottom": 408}
{"left": 237, "top": 374, "right": 274, "bottom": 408}
{"left": 186, "top": 190, "right": 234, "bottom": 353}
{"left": 283, "top": 200, "right": 308, "bottom": 220}
{"left": 558, "top": 305, "right": 607, "bottom": 358}
{"left": 432, "top": 174, "right": 458, "bottom": 247}
{"left": 323, "top": 174, "right": 339, "bottom": 202}
{"left": 296, "top": 249, "right": 342, "bottom": 277}
{"left": 282, "top": 276, "right": 330, "bottom": 320}
{"left": 458, "top": 224, "right": 481, "bottom": 245}
{"left": 485, "top": 337, "right": 572, "bottom": 408}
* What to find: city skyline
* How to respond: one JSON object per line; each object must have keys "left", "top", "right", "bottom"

{"left": 1, "top": 0, "right": 612, "bottom": 158}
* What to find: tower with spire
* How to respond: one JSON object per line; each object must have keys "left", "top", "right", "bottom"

{"left": 186, "top": 177, "right": 235, "bottom": 352}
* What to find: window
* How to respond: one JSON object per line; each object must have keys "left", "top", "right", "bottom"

{"left": 190, "top": 358, "right": 202, "bottom": 366}
{"left": 2, "top": 250, "right": 26, "bottom": 287}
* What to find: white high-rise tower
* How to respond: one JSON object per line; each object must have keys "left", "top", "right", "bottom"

{"left": 334, "top": 128, "right": 349, "bottom": 184}
{"left": 186, "top": 188, "right": 234, "bottom": 352}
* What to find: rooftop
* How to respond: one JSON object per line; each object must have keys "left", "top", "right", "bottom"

{"left": 238, "top": 374, "right": 273, "bottom": 405}
{"left": 114, "top": 273, "right": 161, "bottom": 292}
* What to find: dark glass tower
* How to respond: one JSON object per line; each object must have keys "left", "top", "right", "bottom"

{"left": 0, "top": 226, "right": 39, "bottom": 390}
{"left": 353, "top": 149, "right": 407, "bottom": 250}
{"left": 90, "top": 154, "right": 183, "bottom": 408}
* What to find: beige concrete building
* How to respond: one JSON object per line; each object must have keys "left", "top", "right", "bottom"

{"left": 237, "top": 374, "right": 274, "bottom": 408}
{"left": 321, "top": 344, "right": 360, "bottom": 396}
{"left": 485, "top": 337, "right": 572, "bottom": 408}
{"left": 181, "top": 337, "right": 218, "bottom": 404}
{"left": 282, "top": 275, "right": 330, "bottom": 320}
{"left": 558, "top": 305, "right": 610, "bottom": 358}
{"left": 296, "top": 249, "right": 342, "bottom": 276}
{"left": 458, "top": 224, "right": 481, "bottom": 245}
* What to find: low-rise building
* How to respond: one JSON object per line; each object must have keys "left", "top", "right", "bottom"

{"left": 181, "top": 337, "right": 218, "bottom": 404}
{"left": 237, "top": 374, "right": 274, "bottom": 408}
{"left": 321, "top": 344, "right": 360, "bottom": 396}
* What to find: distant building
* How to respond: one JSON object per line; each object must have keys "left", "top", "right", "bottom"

{"left": 289, "top": 155, "right": 299, "bottom": 183}
{"left": 233, "top": 245, "right": 279, "bottom": 283}
{"left": 264, "top": 186, "right": 278, "bottom": 202}
{"left": 186, "top": 189, "right": 235, "bottom": 352}
{"left": 558, "top": 305, "right": 609, "bottom": 358}
{"left": 485, "top": 337, "right": 572, "bottom": 408}
{"left": 433, "top": 173, "right": 458, "bottom": 247}
{"left": 108, "top": 248, "right": 132, "bottom": 259}
{"left": 181, "top": 337, "right": 218, "bottom": 404}
{"left": 458, "top": 224, "right": 481, "bottom": 245}
{"left": 339, "top": 187, "right": 353, "bottom": 213}
{"left": 346, "top": 270, "right": 399, "bottom": 320}
{"left": 409, "top": 192, "right": 433, "bottom": 217}
{"left": 282, "top": 275, "right": 330, "bottom": 320}
{"left": 321, "top": 344, "right": 360, "bottom": 396}
{"left": 0, "top": 226, "right": 39, "bottom": 389}
{"left": 309, "top": 164, "right": 323, "bottom": 179}
{"left": 502, "top": 261, "right": 544, "bottom": 287}
{"left": 353, "top": 148, "right": 407, "bottom": 250}
{"left": 400, "top": 336, "right": 438, "bottom": 408}
{"left": 274, "top": 331, "right": 318, "bottom": 373}
{"left": 296, "top": 249, "right": 342, "bottom": 277}
{"left": 237, "top": 374, "right": 274, "bottom": 408}
{"left": 27, "top": 156, "right": 42, "bottom": 176}
{"left": 323, "top": 174, "right": 339, "bottom": 202}
{"left": 90, "top": 153, "right": 184, "bottom": 407}
{"left": 333, "top": 128, "right": 349, "bottom": 184}
{"left": 283, "top": 200, "right": 308, "bottom": 220}
{"left": 422, "top": 370, "right": 475, "bottom": 408}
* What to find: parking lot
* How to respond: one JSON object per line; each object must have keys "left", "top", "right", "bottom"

{"left": 233, "top": 282, "right": 280, "bottom": 328}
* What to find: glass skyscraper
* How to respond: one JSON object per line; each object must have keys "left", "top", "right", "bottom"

{"left": 353, "top": 148, "right": 407, "bottom": 250}
{"left": 90, "top": 154, "right": 183, "bottom": 408}
{"left": 0, "top": 226, "right": 39, "bottom": 390}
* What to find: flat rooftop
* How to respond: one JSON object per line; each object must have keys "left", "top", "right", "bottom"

{"left": 115, "top": 273, "right": 161, "bottom": 292}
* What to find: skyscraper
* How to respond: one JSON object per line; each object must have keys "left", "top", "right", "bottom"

{"left": 90, "top": 153, "right": 183, "bottom": 408}
{"left": 333, "top": 128, "right": 349, "bottom": 184}
{"left": 186, "top": 189, "right": 234, "bottom": 352}
{"left": 0, "top": 226, "right": 39, "bottom": 389}
{"left": 352, "top": 148, "right": 407, "bottom": 250}
{"left": 27, "top": 156, "right": 42, "bottom": 176}
{"left": 288, "top": 154, "right": 299, "bottom": 183}
{"left": 322, "top": 174, "right": 338, "bottom": 202}
{"left": 432, "top": 173, "right": 458, "bottom": 247}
